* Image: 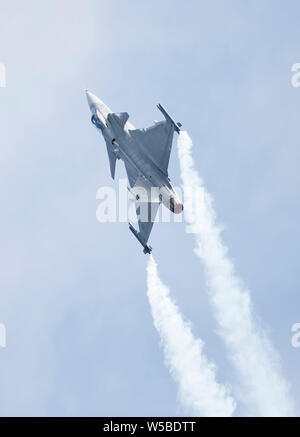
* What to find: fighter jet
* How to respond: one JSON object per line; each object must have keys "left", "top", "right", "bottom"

{"left": 86, "top": 91, "right": 183, "bottom": 254}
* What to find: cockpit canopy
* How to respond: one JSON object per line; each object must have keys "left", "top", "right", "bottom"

{"left": 91, "top": 114, "right": 104, "bottom": 130}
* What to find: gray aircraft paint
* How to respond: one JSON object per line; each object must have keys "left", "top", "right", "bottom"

{"left": 86, "top": 91, "right": 183, "bottom": 253}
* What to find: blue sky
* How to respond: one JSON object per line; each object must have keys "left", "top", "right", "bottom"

{"left": 0, "top": 0, "right": 300, "bottom": 416}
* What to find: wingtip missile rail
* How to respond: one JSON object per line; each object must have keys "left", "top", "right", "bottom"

{"left": 157, "top": 103, "right": 182, "bottom": 134}
{"left": 129, "top": 223, "right": 152, "bottom": 255}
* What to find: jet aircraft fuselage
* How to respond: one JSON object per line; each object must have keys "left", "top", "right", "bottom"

{"left": 86, "top": 91, "right": 183, "bottom": 253}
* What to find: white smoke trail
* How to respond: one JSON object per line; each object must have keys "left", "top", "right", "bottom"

{"left": 177, "top": 131, "right": 295, "bottom": 416}
{"left": 147, "top": 255, "right": 236, "bottom": 417}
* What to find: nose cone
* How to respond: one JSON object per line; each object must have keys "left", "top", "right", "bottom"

{"left": 85, "top": 90, "right": 113, "bottom": 118}
{"left": 86, "top": 90, "right": 99, "bottom": 112}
